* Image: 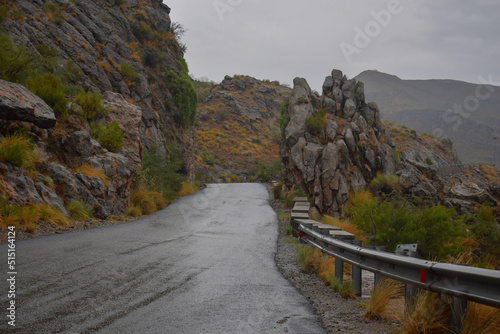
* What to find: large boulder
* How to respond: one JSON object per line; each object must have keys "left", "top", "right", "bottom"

{"left": 0, "top": 79, "right": 57, "bottom": 129}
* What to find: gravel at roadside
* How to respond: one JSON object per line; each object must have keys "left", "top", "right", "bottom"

{"left": 270, "top": 198, "right": 396, "bottom": 334}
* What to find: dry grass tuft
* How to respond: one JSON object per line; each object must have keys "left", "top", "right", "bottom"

{"left": 396, "top": 291, "right": 451, "bottom": 334}
{"left": 127, "top": 206, "right": 142, "bottom": 217}
{"left": 365, "top": 278, "right": 404, "bottom": 320}
{"left": 178, "top": 182, "right": 199, "bottom": 197}
{"left": 74, "top": 163, "right": 109, "bottom": 186}
{"left": 130, "top": 187, "right": 167, "bottom": 216}
{"left": 0, "top": 202, "right": 69, "bottom": 232}
{"left": 66, "top": 200, "right": 92, "bottom": 221}
{"left": 460, "top": 302, "right": 500, "bottom": 334}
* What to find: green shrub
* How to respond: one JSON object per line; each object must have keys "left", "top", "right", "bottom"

{"left": 0, "top": 33, "right": 36, "bottom": 83}
{"left": 250, "top": 158, "right": 281, "bottom": 183}
{"left": 164, "top": 59, "right": 198, "bottom": 128}
{"left": 426, "top": 157, "right": 434, "bottom": 165}
{"left": 120, "top": 62, "right": 138, "bottom": 80}
{"left": 66, "top": 200, "right": 92, "bottom": 221}
{"left": 115, "top": 0, "right": 128, "bottom": 5}
{"left": 202, "top": 150, "right": 217, "bottom": 166}
{"left": 76, "top": 90, "right": 109, "bottom": 120}
{"left": 131, "top": 21, "right": 152, "bottom": 41}
{"left": 90, "top": 120, "right": 124, "bottom": 153}
{"left": 469, "top": 205, "right": 500, "bottom": 263}
{"left": 0, "top": 133, "right": 40, "bottom": 170}
{"left": 284, "top": 189, "right": 307, "bottom": 209}
{"left": 306, "top": 109, "right": 327, "bottom": 135}
{"left": 127, "top": 206, "right": 142, "bottom": 217}
{"left": 347, "top": 193, "right": 467, "bottom": 260}
{"left": 279, "top": 98, "right": 290, "bottom": 136}
{"left": 25, "top": 73, "right": 68, "bottom": 113}
{"left": 394, "top": 150, "right": 402, "bottom": 163}
{"left": 140, "top": 144, "right": 184, "bottom": 202}
{"left": 43, "top": 1, "right": 65, "bottom": 24}
{"left": 369, "top": 174, "right": 400, "bottom": 193}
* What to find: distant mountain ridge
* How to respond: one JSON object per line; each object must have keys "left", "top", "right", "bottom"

{"left": 355, "top": 70, "right": 500, "bottom": 164}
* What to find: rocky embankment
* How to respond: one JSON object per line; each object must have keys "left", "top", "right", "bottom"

{"left": 0, "top": 0, "right": 194, "bottom": 219}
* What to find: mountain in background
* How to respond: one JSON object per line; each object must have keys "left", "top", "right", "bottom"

{"left": 355, "top": 70, "right": 500, "bottom": 164}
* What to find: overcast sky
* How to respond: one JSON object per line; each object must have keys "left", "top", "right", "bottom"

{"left": 166, "top": 0, "right": 500, "bottom": 91}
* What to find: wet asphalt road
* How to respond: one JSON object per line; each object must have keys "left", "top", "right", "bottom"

{"left": 0, "top": 183, "right": 326, "bottom": 333}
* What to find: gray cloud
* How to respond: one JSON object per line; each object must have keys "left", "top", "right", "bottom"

{"left": 166, "top": 0, "right": 500, "bottom": 90}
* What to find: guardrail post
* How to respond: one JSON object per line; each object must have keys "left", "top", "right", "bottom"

{"left": 374, "top": 246, "right": 386, "bottom": 287}
{"left": 396, "top": 244, "right": 419, "bottom": 309}
{"left": 351, "top": 240, "right": 363, "bottom": 296}
{"left": 335, "top": 256, "right": 344, "bottom": 283}
{"left": 450, "top": 298, "right": 467, "bottom": 334}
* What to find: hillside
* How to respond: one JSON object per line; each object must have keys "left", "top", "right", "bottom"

{"left": 355, "top": 70, "right": 500, "bottom": 164}
{"left": 0, "top": 0, "right": 197, "bottom": 231}
{"left": 194, "top": 75, "right": 291, "bottom": 182}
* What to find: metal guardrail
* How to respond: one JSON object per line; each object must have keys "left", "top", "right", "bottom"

{"left": 290, "top": 197, "right": 500, "bottom": 311}
{"left": 297, "top": 222, "right": 500, "bottom": 309}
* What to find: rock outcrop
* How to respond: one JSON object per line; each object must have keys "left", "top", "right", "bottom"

{"left": 281, "top": 69, "right": 500, "bottom": 217}
{"left": 0, "top": 79, "right": 57, "bottom": 129}
{"left": 281, "top": 70, "right": 396, "bottom": 217}
{"left": 0, "top": 80, "right": 144, "bottom": 218}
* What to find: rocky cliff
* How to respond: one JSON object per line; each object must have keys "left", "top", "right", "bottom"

{"left": 281, "top": 70, "right": 396, "bottom": 217}
{"left": 281, "top": 69, "right": 500, "bottom": 217}
{"left": 0, "top": 0, "right": 195, "bottom": 221}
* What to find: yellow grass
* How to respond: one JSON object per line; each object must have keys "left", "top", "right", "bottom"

{"left": 178, "top": 182, "right": 199, "bottom": 197}
{"left": 396, "top": 291, "right": 451, "bottom": 334}
{"left": 130, "top": 187, "right": 167, "bottom": 215}
{"left": 74, "top": 163, "right": 109, "bottom": 186}
{"left": 460, "top": 302, "right": 500, "bottom": 334}
{"left": 321, "top": 215, "right": 366, "bottom": 244}
{"left": 0, "top": 203, "right": 69, "bottom": 232}
{"left": 365, "top": 278, "right": 404, "bottom": 320}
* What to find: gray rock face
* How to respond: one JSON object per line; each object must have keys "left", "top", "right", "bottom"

{"left": 284, "top": 78, "right": 314, "bottom": 147}
{"left": 0, "top": 0, "right": 188, "bottom": 219}
{"left": 281, "top": 69, "right": 395, "bottom": 216}
{"left": 0, "top": 80, "right": 56, "bottom": 128}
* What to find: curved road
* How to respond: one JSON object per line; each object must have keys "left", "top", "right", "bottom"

{"left": 1, "top": 183, "right": 325, "bottom": 333}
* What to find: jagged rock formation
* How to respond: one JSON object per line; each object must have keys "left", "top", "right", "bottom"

{"left": 281, "top": 70, "right": 396, "bottom": 216}
{"left": 281, "top": 69, "right": 500, "bottom": 217}
{"left": 196, "top": 75, "right": 291, "bottom": 181}
{"left": 0, "top": 0, "right": 194, "bottom": 218}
